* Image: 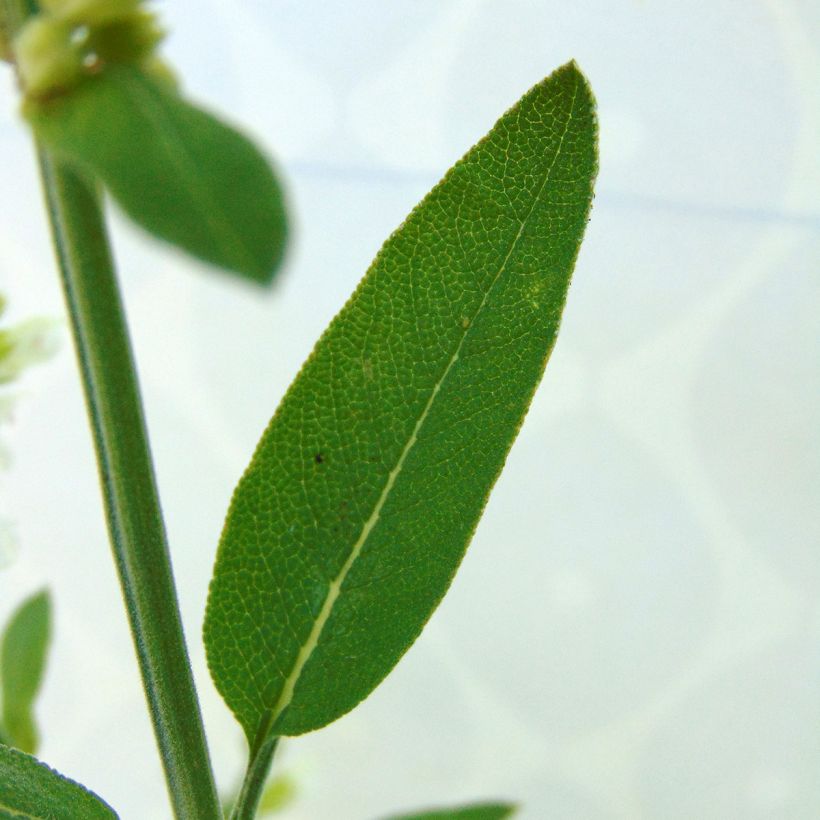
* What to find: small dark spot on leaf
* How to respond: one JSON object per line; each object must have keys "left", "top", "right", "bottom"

{"left": 314, "top": 453, "right": 324, "bottom": 464}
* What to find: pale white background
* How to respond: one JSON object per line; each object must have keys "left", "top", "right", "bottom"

{"left": 1, "top": 1, "right": 818, "bottom": 817}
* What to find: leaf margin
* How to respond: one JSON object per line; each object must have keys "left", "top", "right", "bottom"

{"left": 0, "top": 743, "right": 117, "bottom": 819}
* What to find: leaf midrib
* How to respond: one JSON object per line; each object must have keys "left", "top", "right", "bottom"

{"left": 257, "top": 73, "right": 580, "bottom": 744}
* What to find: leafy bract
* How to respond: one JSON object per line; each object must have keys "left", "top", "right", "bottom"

{"left": 0, "top": 590, "right": 51, "bottom": 753}
{"left": 383, "top": 803, "right": 516, "bottom": 820}
{"left": 0, "top": 744, "right": 116, "bottom": 819}
{"left": 204, "top": 62, "right": 597, "bottom": 746}
{"left": 27, "top": 65, "right": 287, "bottom": 283}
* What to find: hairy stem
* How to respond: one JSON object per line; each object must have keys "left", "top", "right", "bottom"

{"left": 36, "top": 153, "right": 222, "bottom": 819}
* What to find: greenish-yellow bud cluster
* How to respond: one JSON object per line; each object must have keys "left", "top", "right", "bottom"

{"left": 13, "top": 17, "right": 82, "bottom": 97}
{"left": 12, "top": 0, "right": 166, "bottom": 99}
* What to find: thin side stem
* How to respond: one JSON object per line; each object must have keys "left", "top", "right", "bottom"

{"left": 36, "top": 154, "right": 221, "bottom": 819}
{"left": 231, "top": 737, "right": 279, "bottom": 820}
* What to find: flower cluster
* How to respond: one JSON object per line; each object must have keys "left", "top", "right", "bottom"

{"left": 10, "top": 0, "right": 166, "bottom": 99}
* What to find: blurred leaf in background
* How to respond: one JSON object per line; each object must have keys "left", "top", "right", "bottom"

{"left": 29, "top": 66, "right": 289, "bottom": 282}
{"left": 0, "top": 589, "right": 52, "bottom": 752}
{"left": 257, "top": 772, "right": 297, "bottom": 815}
{"left": 222, "top": 766, "right": 297, "bottom": 816}
{"left": 16, "top": 0, "right": 289, "bottom": 283}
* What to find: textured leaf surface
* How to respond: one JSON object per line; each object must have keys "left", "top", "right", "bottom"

{"left": 28, "top": 66, "right": 287, "bottom": 282}
{"left": 0, "top": 745, "right": 116, "bottom": 819}
{"left": 382, "top": 803, "right": 516, "bottom": 820}
{"left": 0, "top": 590, "right": 50, "bottom": 753}
{"left": 204, "top": 62, "right": 597, "bottom": 744}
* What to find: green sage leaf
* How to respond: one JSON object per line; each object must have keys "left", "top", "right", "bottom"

{"left": 28, "top": 65, "right": 287, "bottom": 283}
{"left": 382, "top": 803, "right": 516, "bottom": 820}
{"left": 0, "top": 744, "right": 116, "bottom": 819}
{"left": 204, "top": 62, "right": 597, "bottom": 743}
{"left": 0, "top": 590, "right": 51, "bottom": 753}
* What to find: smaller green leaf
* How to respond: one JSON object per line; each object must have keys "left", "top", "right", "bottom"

{"left": 28, "top": 65, "right": 288, "bottom": 283}
{"left": 382, "top": 802, "right": 516, "bottom": 820}
{"left": 0, "top": 744, "right": 116, "bottom": 819}
{"left": 0, "top": 590, "right": 51, "bottom": 754}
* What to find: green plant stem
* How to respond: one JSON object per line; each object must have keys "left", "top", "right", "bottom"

{"left": 35, "top": 154, "right": 221, "bottom": 819}
{"left": 5, "top": 3, "right": 219, "bottom": 813}
{"left": 231, "top": 737, "right": 279, "bottom": 820}
{"left": 6, "top": 0, "right": 218, "bottom": 816}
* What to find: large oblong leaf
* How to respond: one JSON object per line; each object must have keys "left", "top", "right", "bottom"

{"left": 27, "top": 65, "right": 287, "bottom": 283}
{"left": 0, "top": 744, "right": 116, "bottom": 819}
{"left": 0, "top": 590, "right": 51, "bottom": 753}
{"left": 204, "top": 62, "right": 597, "bottom": 745}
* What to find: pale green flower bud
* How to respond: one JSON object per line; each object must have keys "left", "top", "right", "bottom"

{"left": 13, "top": 17, "right": 83, "bottom": 97}
{"left": 86, "top": 10, "right": 164, "bottom": 64}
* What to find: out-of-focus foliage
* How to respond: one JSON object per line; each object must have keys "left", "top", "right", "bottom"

{"left": 0, "top": 589, "right": 52, "bottom": 752}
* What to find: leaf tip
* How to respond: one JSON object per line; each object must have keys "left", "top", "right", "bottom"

{"left": 30, "top": 587, "right": 52, "bottom": 608}
{"left": 555, "top": 59, "right": 593, "bottom": 93}
{"left": 249, "top": 226, "right": 289, "bottom": 287}
{"left": 558, "top": 57, "right": 583, "bottom": 76}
